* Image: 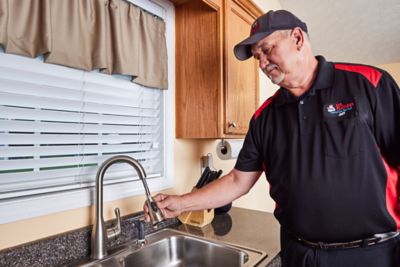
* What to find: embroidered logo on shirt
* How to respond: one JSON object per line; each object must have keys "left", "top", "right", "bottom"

{"left": 324, "top": 100, "right": 356, "bottom": 118}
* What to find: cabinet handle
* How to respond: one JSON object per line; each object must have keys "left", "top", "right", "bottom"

{"left": 228, "top": 122, "right": 237, "bottom": 128}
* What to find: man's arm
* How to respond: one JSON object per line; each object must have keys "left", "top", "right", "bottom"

{"left": 144, "top": 169, "right": 262, "bottom": 220}
{"left": 373, "top": 70, "right": 400, "bottom": 167}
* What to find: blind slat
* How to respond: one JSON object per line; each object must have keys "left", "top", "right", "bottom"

{"left": 0, "top": 152, "right": 158, "bottom": 170}
{"left": 1, "top": 106, "right": 159, "bottom": 124}
{"left": 0, "top": 52, "right": 83, "bottom": 79}
{"left": 0, "top": 165, "right": 162, "bottom": 199}
{"left": 0, "top": 160, "right": 161, "bottom": 185}
{"left": 0, "top": 120, "right": 157, "bottom": 134}
{"left": 1, "top": 133, "right": 157, "bottom": 145}
{"left": 0, "top": 67, "right": 84, "bottom": 92}
{"left": 0, "top": 143, "right": 153, "bottom": 158}
{"left": 0, "top": 70, "right": 161, "bottom": 106}
{"left": 0, "top": 92, "right": 158, "bottom": 117}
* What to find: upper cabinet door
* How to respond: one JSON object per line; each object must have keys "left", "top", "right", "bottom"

{"left": 174, "top": 0, "right": 262, "bottom": 139}
{"left": 224, "top": 0, "right": 260, "bottom": 136}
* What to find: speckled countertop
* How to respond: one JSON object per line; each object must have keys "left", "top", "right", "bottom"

{"left": 0, "top": 213, "right": 178, "bottom": 267}
{"left": 0, "top": 207, "right": 281, "bottom": 267}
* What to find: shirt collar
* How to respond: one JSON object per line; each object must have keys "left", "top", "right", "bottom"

{"left": 274, "top": 55, "right": 334, "bottom": 106}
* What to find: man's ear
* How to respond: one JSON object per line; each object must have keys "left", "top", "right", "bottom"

{"left": 291, "top": 27, "right": 304, "bottom": 50}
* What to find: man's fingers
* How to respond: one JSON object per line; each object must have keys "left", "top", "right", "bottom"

{"left": 143, "top": 194, "right": 181, "bottom": 220}
{"left": 142, "top": 195, "right": 166, "bottom": 222}
{"left": 143, "top": 202, "right": 149, "bottom": 212}
{"left": 143, "top": 202, "right": 150, "bottom": 222}
{"left": 153, "top": 193, "right": 166, "bottom": 202}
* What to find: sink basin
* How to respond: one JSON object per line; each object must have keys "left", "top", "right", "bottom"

{"left": 70, "top": 229, "right": 267, "bottom": 267}
{"left": 124, "top": 234, "right": 247, "bottom": 267}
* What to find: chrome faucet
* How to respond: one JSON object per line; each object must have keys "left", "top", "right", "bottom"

{"left": 90, "top": 155, "right": 165, "bottom": 260}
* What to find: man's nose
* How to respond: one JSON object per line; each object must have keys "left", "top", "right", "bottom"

{"left": 258, "top": 55, "right": 268, "bottom": 69}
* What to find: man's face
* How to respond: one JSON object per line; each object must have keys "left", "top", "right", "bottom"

{"left": 251, "top": 30, "right": 294, "bottom": 85}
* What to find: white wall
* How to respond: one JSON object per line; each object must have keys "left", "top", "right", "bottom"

{"left": 378, "top": 62, "right": 400, "bottom": 84}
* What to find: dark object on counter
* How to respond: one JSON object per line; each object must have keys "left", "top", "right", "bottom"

{"left": 215, "top": 202, "right": 232, "bottom": 215}
{"left": 211, "top": 213, "right": 233, "bottom": 236}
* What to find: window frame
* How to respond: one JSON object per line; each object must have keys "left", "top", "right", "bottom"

{"left": 0, "top": 0, "right": 175, "bottom": 224}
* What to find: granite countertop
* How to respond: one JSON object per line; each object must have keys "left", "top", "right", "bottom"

{"left": 171, "top": 207, "right": 281, "bottom": 267}
{"left": 0, "top": 207, "right": 281, "bottom": 267}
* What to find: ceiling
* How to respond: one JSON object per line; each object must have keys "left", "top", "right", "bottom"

{"left": 278, "top": 0, "right": 400, "bottom": 65}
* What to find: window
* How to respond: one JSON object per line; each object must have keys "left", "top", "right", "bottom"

{"left": 0, "top": 0, "right": 174, "bottom": 223}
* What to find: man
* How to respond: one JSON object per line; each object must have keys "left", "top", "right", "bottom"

{"left": 144, "top": 10, "right": 400, "bottom": 267}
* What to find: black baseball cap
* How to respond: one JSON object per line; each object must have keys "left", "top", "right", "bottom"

{"left": 234, "top": 10, "right": 308, "bottom": 61}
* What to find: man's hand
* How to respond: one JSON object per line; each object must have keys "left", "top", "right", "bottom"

{"left": 143, "top": 193, "right": 183, "bottom": 222}
{"left": 142, "top": 169, "right": 262, "bottom": 222}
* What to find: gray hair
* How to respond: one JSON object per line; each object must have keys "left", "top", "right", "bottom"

{"left": 278, "top": 29, "right": 310, "bottom": 40}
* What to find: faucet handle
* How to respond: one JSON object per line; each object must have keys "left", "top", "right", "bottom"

{"left": 133, "top": 219, "right": 146, "bottom": 246}
{"left": 106, "top": 208, "right": 121, "bottom": 241}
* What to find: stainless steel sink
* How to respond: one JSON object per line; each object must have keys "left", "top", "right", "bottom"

{"left": 125, "top": 234, "right": 247, "bottom": 266}
{"left": 70, "top": 228, "right": 267, "bottom": 267}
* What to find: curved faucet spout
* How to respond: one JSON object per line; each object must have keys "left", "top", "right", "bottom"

{"left": 90, "top": 155, "right": 165, "bottom": 260}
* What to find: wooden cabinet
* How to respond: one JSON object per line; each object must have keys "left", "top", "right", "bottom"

{"left": 224, "top": 0, "right": 261, "bottom": 136}
{"left": 173, "top": 0, "right": 262, "bottom": 138}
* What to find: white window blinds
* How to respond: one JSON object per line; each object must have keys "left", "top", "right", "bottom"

{"left": 0, "top": 50, "right": 164, "bottom": 200}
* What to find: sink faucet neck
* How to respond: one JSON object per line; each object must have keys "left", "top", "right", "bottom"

{"left": 90, "top": 155, "right": 164, "bottom": 260}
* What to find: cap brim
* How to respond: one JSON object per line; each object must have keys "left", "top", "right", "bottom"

{"left": 233, "top": 31, "right": 272, "bottom": 60}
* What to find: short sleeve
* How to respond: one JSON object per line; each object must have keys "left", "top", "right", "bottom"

{"left": 234, "top": 117, "right": 264, "bottom": 172}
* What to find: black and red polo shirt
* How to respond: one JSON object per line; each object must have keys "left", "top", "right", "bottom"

{"left": 235, "top": 56, "right": 400, "bottom": 242}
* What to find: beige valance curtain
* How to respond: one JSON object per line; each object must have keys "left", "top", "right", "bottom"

{"left": 0, "top": 0, "right": 168, "bottom": 89}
